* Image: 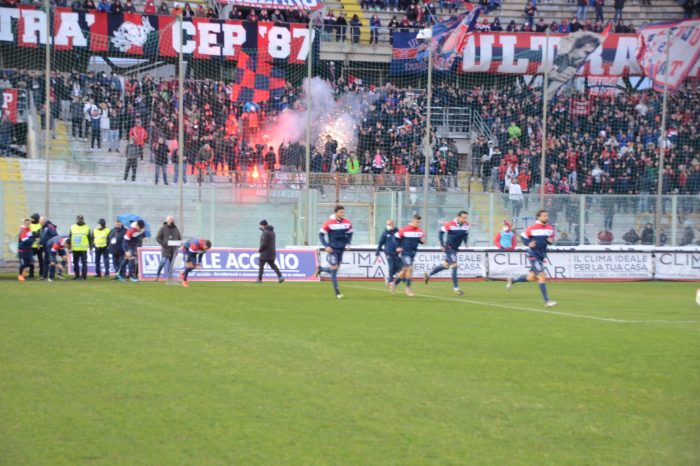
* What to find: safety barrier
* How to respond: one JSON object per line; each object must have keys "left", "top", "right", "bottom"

{"left": 312, "top": 247, "right": 700, "bottom": 281}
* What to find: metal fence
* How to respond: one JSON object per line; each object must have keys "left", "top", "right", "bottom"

{"left": 3, "top": 178, "right": 699, "bottom": 262}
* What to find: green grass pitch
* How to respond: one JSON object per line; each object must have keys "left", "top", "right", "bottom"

{"left": 1, "top": 277, "right": 699, "bottom": 465}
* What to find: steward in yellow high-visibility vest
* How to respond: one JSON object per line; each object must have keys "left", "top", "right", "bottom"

{"left": 29, "top": 213, "right": 43, "bottom": 279}
{"left": 93, "top": 218, "right": 112, "bottom": 278}
{"left": 69, "top": 215, "right": 92, "bottom": 280}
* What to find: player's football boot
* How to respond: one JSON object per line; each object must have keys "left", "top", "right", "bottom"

{"left": 453, "top": 288, "right": 464, "bottom": 296}
{"left": 405, "top": 288, "right": 415, "bottom": 297}
{"left": 505, "top": 278, "right": 513, "bottom": 291}
{"left": 545, "top": 300, "right": 558, "bottom": 308}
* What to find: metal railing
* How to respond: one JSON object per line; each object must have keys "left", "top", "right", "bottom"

{"left": 2, "top": 179, "right": 699, "bottom": 260}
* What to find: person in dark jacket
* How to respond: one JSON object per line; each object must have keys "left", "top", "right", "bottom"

{"left": 622, "top": 227, "right": 640, "bottom": 245}
{"left": 155, "top": 215, "right": 182, "bottom": 281}
{"left": 640, "top": 223, "right": 654, "bottom": 245}
{"left": 107, "top": 218, "right": 126, "bottom": 278}
{"left": 39, "top": 216, "right": 58, "bottom": 279}
{"left": 154, "top": 137, "right": 169, "bottom": 185}
{"left": 257, "top": 219, "right": 284, "bottom": 283}
{"left": 375, "top": 219, "right": 401, "bottom": 285}
{"left": 70, "top": 96, "right": 84, "bottom": 139}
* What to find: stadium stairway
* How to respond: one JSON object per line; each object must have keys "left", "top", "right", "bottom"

{"left": 325, "top": 0, "right": 378, "bottom": 45}
{"left": 496, "top": 0, "right": 683, "bottom": 26}
{"left": 0, "top": 158, "right": 29, "bottom": 261}
{"left": 48, "top": 121, "right": 73, "bottom": 159}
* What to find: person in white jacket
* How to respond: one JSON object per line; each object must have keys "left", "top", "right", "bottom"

{"left": 507, "top": 176, "right": 524, "bottom": 219}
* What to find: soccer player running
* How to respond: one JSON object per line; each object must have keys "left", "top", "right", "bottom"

{"left": 506, "top": 209, "right": 557, "bottom": 307}
{"left": 317, "top": 205, "right": 353, "bottom": 299}
{"left": 17, "top": 218, "right": 35, "bottom": 282}
{"left": 424, "top": 210, "right": 470, "bottom": 295}
{"left": 116, "top": 220, "right": 147, "bottom": 283}
{"left": 180, "top": 238, "right": 212, "bottom": 287}
{"left": 390, "top": 214, "right": 425, "bottom": 297}
{"left": 375, "top": 219, "right": 401, "bottom": 286}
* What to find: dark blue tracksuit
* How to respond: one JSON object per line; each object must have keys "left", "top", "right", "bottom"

{"left": 39, "top": 220, "right": 58, "bottom": 279}
{"left": 375, "top": 227, "right": 401, "bottom": 281}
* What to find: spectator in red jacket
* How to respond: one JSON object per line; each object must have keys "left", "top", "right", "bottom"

{"left": 143, "top": 0, "right": 156, "bottom": 14}
{"left": 597, "top": 229, "right": 614, "bottom": 245}
{"left": 128, "top": 119, "right": 148, "bottom": 162}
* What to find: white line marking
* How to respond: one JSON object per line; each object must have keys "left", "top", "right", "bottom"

{"left": 346, "top": 285, "right": 700, "bottom": 325}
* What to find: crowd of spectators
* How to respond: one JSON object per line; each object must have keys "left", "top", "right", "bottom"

{"left": 0, "top": 67, "right": 464, "bottom": 185}
{"left": 471, "top": 81, "right": 700, "bottom": 207}
{"left": 2, "top": 59, "right": 700, "bottom": 197}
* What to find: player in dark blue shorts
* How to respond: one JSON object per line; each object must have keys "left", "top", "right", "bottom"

{"left": 116, "top": 220, "right": 146, "bottom": 283}
{"left": 390, "top": 214, "right": 425, "bottom": 297}
{"left": 317, "top": 205, "right": 353, "bottom": 299}
{"left": 506, "top": 209, "right": 557, "bottom": 307}
{"left": 46, "top": 236, "right": 70, "bottom": 281}
{"left": 424, "top": 210, "right": 470, "bottom": 295}
{"left": 17, "top": 218, "right": 35, "bottom": 282}
{"left": 180, "top": 238, "right": 212, "bottom": 287}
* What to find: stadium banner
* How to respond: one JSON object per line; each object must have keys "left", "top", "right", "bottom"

{"left": 0, "top": 7, "right": 311, "bottom": 63}
{"left": 136, "top": 247, "right": 319, "bottom": 281}
{"left": 636, "top": 19, "right": 700, "bottom": 92}
{"left": 319, "top": 249, "right": 487, "bottom": 279}
{"left": 488, "top": 250, "right": 653, "bottom": 280}
{"left": 1, "top": 88, "right": 18, "bottom": 123}
{"left": 392, "top": 31, "right": 700, "bottom": 77}
{"left": 217, "top": 0, "right": 323, "bottom": 11}
{"left": 588, "top": 76, "right": 622, "bottom": 96}
{"left": 60, "top": 250, "right": 117, "bottom": 276}
{"left": 654, "top": 250, "right": 700, "bottom": 280}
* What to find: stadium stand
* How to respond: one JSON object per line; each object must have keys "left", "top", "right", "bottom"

{"left": 0, "top": 1, "right": 697, "bottom": 253}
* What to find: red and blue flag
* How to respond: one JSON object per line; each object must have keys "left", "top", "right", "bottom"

{"left": 230, "top": 51, "right": 286, "bottom": 103}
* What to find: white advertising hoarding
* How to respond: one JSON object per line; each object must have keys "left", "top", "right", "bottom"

{"left": 319, "top": 249, "right": 486, "bottom": 279}
{"left": 654, "top": 250, "right": 700, "bottom": 280}
{"left": 488, "top": 250, "right": 653, "bottom": 280}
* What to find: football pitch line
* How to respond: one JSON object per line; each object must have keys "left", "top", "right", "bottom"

{"left": 345, "top": 284, "right": 700, "bottom": 326}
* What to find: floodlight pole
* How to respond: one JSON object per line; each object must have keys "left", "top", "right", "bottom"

{"left": 423, "top": 28, "right": 433, "bottom": 228}
{"left": 655, "top": 27, "right": 672, "bottom": 246}
{"left": 304, "top": 15, "right": 315, "bottom": 246}
{"left": 540, "top": 28, "right": 549, "bottom": 211}
{"left": 178, "top": 14, "right": 185, "bottom": 234}
{"left": 44, "top": 0, "right": 51, "bottom": 216}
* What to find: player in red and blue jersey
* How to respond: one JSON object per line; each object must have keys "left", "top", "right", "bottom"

{"left": 506, "top": 209, "right": 557, "bottom": 307}
{"left": 424, "top": 210, "right": 469, "bottom": 295}
{"left": 390, "top": 214, "right": 425, "bottom": 297}
{"left": 17, "top": 219, "right": 35, "bottom": 282}
{"left": 116, "top": 220, "right": 146, "bottom": 283}
{"left": 47, "top": 235, "right": 70, "bottom": 281}
{"left": 180, "top": 238, "right": 212, "bottom": 287}
{"left": 375, "top": 219, "right": 401, "bottom": 286}
{"left": 317, "top": 205, "right": 353, "bottom": 299}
